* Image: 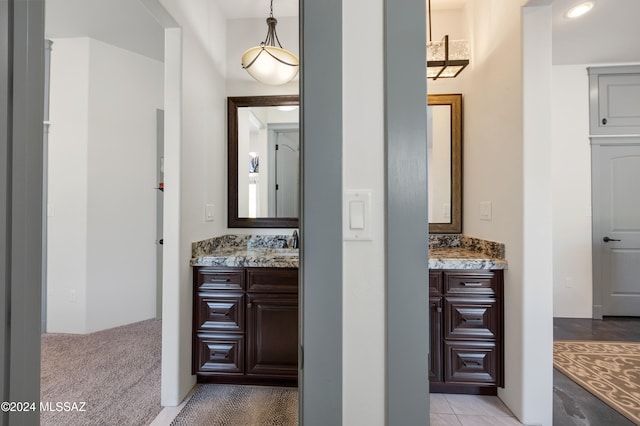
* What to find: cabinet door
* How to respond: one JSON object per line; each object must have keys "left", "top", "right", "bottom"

{"left": 246, "top": 293, "right": 299, "bottom": 378}
{"left": 589, "top": 67, "right": 640, "bottom": 135}
{"left": 429, "top": 296, "right": 443, "bottom": 382}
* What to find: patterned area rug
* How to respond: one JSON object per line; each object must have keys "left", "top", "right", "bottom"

{"left": 171, "top": 384, "right": 298, "bottom": 426}
{"left": 554, "top": 340, "right": 640, "bottom": 425}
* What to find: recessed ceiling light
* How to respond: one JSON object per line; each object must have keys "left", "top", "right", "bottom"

{"left": 566, "top": 2, "right": 594, "bottom": 19}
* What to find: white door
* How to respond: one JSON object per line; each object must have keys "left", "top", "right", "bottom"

{"left": 156, "top": 109, "right": 164, "bottom": 320}
{"left": 275, "top": 130, "right": 299, "bottom": 217}
{"left": 593, "top": 143, "right": 640, "bottom": 317}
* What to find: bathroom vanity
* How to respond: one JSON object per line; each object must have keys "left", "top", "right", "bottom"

{"left": 428, "top": 235, "right": 507, "bottom": 395}
{"left": 191, "top": 234, "right": 507, "bottom": 393}
{"left": 191, "top": 235, "right": 299, "bottom": 386}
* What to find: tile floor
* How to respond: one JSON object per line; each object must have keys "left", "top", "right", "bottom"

{"left": 430, "top": 393, "right": 522, "bottom": 425}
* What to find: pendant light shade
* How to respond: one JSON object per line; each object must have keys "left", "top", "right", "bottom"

{"left": 241, "top": 2, "right": 299, "bottom": 85}
{"left": 426, "top": 0, "right": 469, "bottom": 80}
{"left": 427, "top": 35, "right": 469, "bottom": 79}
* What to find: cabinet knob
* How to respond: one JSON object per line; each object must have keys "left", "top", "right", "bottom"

{"left": 436, "top": 307, "right": 442, "bottom": 313}
{"left": 602, "top": 118, "right": 607, "bottom": 125}
{"left": 247, "top": 303, "right": 253, "bottom": 309}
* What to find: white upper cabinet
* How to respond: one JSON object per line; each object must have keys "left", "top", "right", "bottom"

{"left": 589, "top": 66, "right": 640, "bottom": 136}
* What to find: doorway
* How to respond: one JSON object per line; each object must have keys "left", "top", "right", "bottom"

{"left": 591, "top": 142, "right": 640, "bottom": 317}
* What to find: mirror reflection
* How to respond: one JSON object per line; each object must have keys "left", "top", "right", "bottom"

{"left": 228, "top": 95, "right": 299, "bottom": 228}
{"left": 428, "top": 94, "right": 462, "bottom": 234}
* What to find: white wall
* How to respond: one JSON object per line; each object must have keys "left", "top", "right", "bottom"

{"left": 47, "top": 37, "right": 163, "bottom": 333}
{"left": 47, "top": 37, "right": 90, "bottom": 334}
{"left": 342, "top": 0, "right": 386, "bottom": 424}
{"left": 429, "top": 1, "right": 553, "bottom": 424}
{"left": 158, "top": 0, "right": 228, "bottom": 405}
{"left": 551, "top": 65, "right": 593, "bottom": 318}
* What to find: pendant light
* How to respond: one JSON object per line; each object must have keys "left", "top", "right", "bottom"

{"left": 426, "top": 0, "right": 469, "bottom": 80}
{"left": 241, "top": 0, "right": 299, "bottom": 85}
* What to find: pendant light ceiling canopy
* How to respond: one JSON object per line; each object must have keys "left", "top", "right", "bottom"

{"left": 241, "top": 0, "right": 299, "bottom": 85}
{"left": 426, "top": 0, "right": 470, "bottom": 80}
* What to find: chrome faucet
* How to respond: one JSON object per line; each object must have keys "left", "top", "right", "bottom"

{"left": 291, "top": 230, "right": 299, "bottom": 249}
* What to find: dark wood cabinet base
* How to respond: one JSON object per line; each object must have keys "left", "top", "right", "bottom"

{"left": 196, "top": 374, "right": 297, "bottom": 387}
{"left": 429, "top": 269, "right": 504, "bottom": 394}
{"left": 193, "top": 267, "right": 299, "bottom": 386}
{"left": 429, "top": 382, "right": 497, "bottom": 395}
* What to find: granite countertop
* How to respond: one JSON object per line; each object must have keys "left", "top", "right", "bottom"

{"left": 191, "top": 234, "right": 299, "bottom": 268}
{"left": 191, "top": 233, "right": 508, "bottom": 270}
{"left": 428, "top": 234, "right": 508, "bottom": 270}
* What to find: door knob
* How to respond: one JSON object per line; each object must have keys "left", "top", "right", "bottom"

{"left": 603, "top": 236, "right": 621, "bottom": 242}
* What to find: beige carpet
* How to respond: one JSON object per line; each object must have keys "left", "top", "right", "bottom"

{"left": 40, "top": 319, "right": 162, "bottom": 426}
{"left": 171, "top": 384, "right": 298, "bottom": 426}
{"left": 553, "top": 340, "right": 640, "bottom": 425}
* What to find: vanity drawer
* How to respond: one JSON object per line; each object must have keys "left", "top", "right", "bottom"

{"left": 195, "top": 293, "right": 245, "bottom": 332}
{"left": 429, "top": 270, "right": 443, "bottom": 295}
{"left": 444, "top": 297, "right": 499, "bottom": 340}
{"left": 444, "top": 341, "right": 499, "bottom": 385}
{"left": 444, "top": 271, "right": 497, "bottom": 296}
{"left": 195, "top": 333, "right": 245, "bottom": 374}
{"left": 247, "top": 268, "right": 298, "bottom": 293}
{"left": 196, "top": 268, "right": 245, "bottom": 291}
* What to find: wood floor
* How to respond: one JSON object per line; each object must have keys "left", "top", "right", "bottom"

{"left": 553, "top": 317, "right": 640, "bottom": 426}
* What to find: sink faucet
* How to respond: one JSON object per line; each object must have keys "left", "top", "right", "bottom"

{"left": 291, "top": 230, "right": 299, "bottom": 249}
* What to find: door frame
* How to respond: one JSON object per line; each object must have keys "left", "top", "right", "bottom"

{"left": 591, "top": 137, "right": 640, "bottom": 319}
{"left": 0, "top": 1, "right": 46, "bottom": 424}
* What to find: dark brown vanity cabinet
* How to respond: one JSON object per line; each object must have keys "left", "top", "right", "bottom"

{"left": 429, "top": 269, "right": 504, "bottom": 395}
{"left": 193, "top": 266, "right": 298, "bottom": 386}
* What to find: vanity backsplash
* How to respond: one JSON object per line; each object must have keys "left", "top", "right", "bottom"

{"left": 192, "top": 234, "right": 294, "bottom": 258}
{"left": 429, "top": 234, "right": 505, "bottom": 259}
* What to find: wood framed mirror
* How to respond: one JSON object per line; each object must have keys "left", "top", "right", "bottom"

{"left": 228, "top": 95, "right": 299, "bottom": 228}
{"left": 428, "top": 93, "right": 462, "bottom": 233}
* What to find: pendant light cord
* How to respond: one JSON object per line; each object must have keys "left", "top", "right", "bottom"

{"left": 428, "top": 0, "right": 432, "bottom": 42}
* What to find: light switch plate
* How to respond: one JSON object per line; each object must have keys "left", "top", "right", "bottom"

{"left": 479, "top": 201, "right": 492, "bottom": 221}
{"left": 205, "top": 204, "right": 215, "bottom": 222}
{"left": 343, "top": 190, "right": 372, "bottom": 241}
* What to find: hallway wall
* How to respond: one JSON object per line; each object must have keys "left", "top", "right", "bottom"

{"left": 47, "top": 37, "right": 163, "bottom": 333}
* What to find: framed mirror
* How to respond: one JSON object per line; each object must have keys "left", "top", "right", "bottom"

{"left": 428, "top": 94, "right": 462, "bottom": 233}
{"left": 228, "top": 95, "right": 299, "bottom": 228}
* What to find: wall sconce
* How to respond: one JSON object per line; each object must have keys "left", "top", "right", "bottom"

{"left": 241, "top": 0, "right": 299, "bottom": 85}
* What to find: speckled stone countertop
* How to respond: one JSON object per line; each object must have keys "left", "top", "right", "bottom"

{"left": 191, "top": 234, "right": 507, "bottom": 270}
{"left": 428, "top": 234, "right": 508, "bottom": 270}
{"left": 191, "top": 234, "right": 298, "bottom": 268}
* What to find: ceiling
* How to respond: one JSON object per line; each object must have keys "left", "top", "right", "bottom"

{"left": 550, "top": 0, "right": 640, "bottom": 65}
{"left": 44, "top": 0, "right": 640, "bottom": 66}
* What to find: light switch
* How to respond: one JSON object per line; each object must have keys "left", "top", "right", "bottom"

{"left": 205, "top": 204, "right": 215, "bottom": 222}
{"left": 349, "top": 200, "right": 365, "bottom": 229}
{"left": 480, "top": 201, "right": 492, "bottom": 221}
{"left": 343, "top": 190, "right": 372, "bottom": 241}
